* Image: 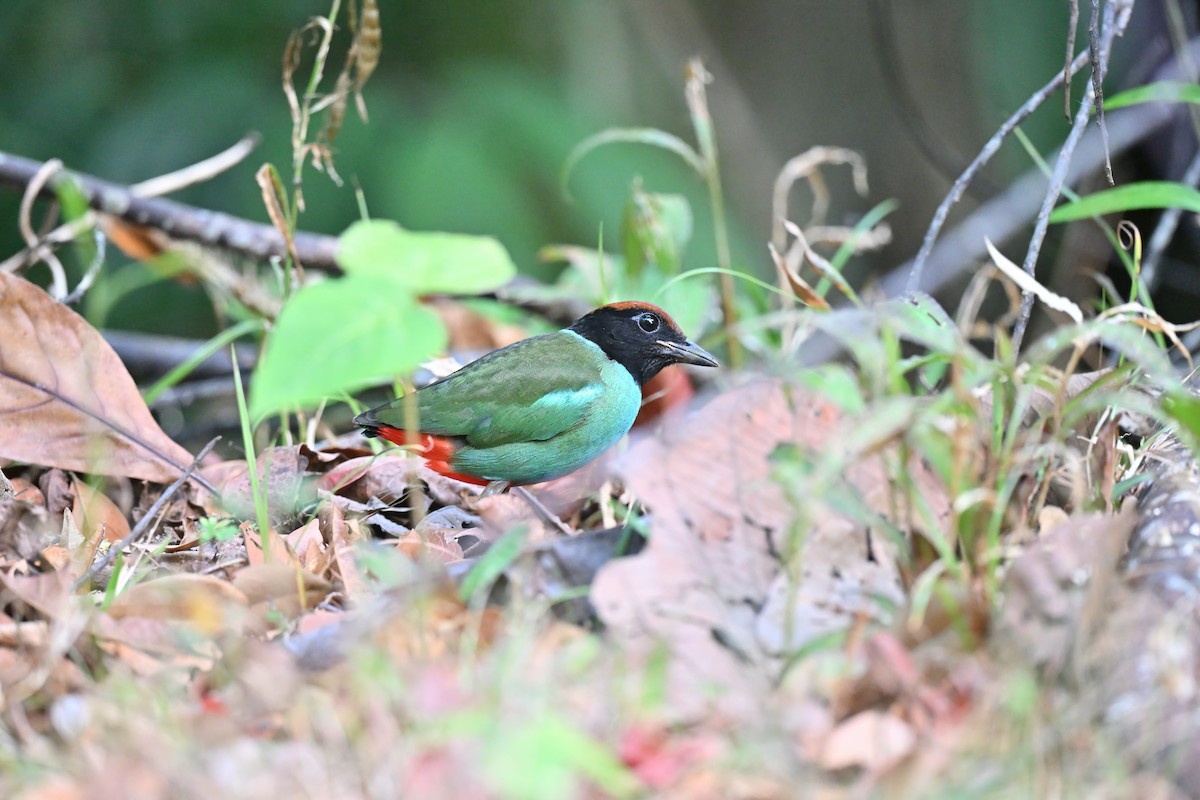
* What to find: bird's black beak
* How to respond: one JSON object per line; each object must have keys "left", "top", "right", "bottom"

{"left": 657, "top": 338, "right": 719, "bottom": 368}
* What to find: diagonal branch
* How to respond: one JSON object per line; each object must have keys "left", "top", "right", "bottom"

{"left": 0, "top": 150, "right": 340, "bottom": 271}
{"left": 74, "top": 437, "right": 220, "bottom": 590}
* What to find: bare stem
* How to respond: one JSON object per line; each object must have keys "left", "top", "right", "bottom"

{"left": 686, "top": 58, "right": 741, "bottom": 369}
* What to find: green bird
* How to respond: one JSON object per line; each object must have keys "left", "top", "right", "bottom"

{"left": 355, "top": 301, "right": 718, "bottom": 492}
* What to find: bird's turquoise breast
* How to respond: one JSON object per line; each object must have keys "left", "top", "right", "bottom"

{"left": 449, "top": 334, "right": 641, "bottom": 484}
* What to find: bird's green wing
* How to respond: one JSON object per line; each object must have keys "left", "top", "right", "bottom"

{"left": 368, "top": 332, "right": 607, "bottom": 448}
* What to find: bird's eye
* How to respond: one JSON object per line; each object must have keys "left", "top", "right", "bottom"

{"left": 637, "top": 313, "right": 660, "bottom": 333}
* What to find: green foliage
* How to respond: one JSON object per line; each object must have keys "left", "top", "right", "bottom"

{"left": 620, "top": 184, "right": 691, "bottom": 278}
{"left": 1104, "top": 80, "right": 1200, "bottom": 110}
{"left": 198, "top": 516, "right": 239, "bottom": 543}
{"left": 484, "top": 712, "right": 639, "bottom": 800}
{"left": 250, "top": 220, "right": 517, "bottom": 420}
{"left": 143, "top": 319, "right": 265, "bottom": 406}
{"left": 232, "top": 349, "right": 272, "bottom": 559}
{"left": 536, "top": 178, "right": 721, "bottom": 337}
{"left": 337, "top": 220, "right": 517, "bottom": 292}
{"left": 459, "top": 526, "right": 528, "bottom": 603}
{"left": 1050, "top": 181, "right": 1200, "bottom": 222}
{"left": 251, "top": 279, "right": 446, "bottom": 419}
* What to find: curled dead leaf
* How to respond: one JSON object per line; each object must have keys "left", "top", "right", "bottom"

{"left": 71, "top": 478, "right": 130, "bottom": 545}
{"left": 768, "top": 241, "right": 830, "bottom": 310}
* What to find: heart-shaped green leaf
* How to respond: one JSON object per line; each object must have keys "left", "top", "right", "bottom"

{"left": 250, "top": 275, "right": 446, "bottom": 419}
{"left": 337, "top": 219, "right": 517, "bottom": 294}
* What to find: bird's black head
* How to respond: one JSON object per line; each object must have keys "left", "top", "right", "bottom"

{"left": 568, "top": 301, "right": 718, "bottom": 386}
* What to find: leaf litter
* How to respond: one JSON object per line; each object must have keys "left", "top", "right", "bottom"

{"left": 1, "top": 272, "right": 1200, "bottom": 797}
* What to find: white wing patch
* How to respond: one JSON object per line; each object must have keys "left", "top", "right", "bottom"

{"left": 529, "top": 384, "right": 603, "bottom": 416}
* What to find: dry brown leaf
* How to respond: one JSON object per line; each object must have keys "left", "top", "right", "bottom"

{"left": 107, "top": 573, "right": 249, "bottom": 635}
{"left": 40, "top": 544, "right": 71, "bottom": 572}
{"left": 231, "top": 562, "right": 331, "bottom": 607}
{"left": 202, "top": 446, "right": 317, "bottom": 522}
{"left": 0, "top": 272, "right": 193, "bottom": 482}
{"left": 71, "top": 478, "right": 130, "bottom": 544}
{"left": 592, "top": 378, "right": 949, "bottom": 720}
{"left": 396, "top": 529, "right": 465, "bottom": 565}
{"left": 38, "top": 468, "right": 73, "bottom": 519}
{"left": 994, "top": 506, "right": 1136, "bottom": 678}
{"left": 820, "top": 710, "right": 917, "bottom": 772}
{"left": 332, "top": 516, "right": 369, "bottom": 601}
{"left": 91, "top": 613, "right": 220, "bottom": 676}
{"left": 0, "top": 567, "right": 73, "bottom": 619}
{"left": 432, "top": 297, "right": 527, "bottom": 350}
{"left": 0, "top": 618, "right": 49, "bottom": 648}
{"left": 244, "top": 522, "right": 299, "bottom": 569}
{"left": 285, "top": 517, "right": 332, "bottom": 575}
{"left": 233, "top": 562, "right": 332, "bottom": 635}
{"left": 769, "top": 241, "right": 831, "bottom": 310}
{"left": 98, "top": 216, "right": 169, "bottom": 261}
{"left": 0, "top": 647, "right": 86, "bottom": 708}
{"left": 633, "top": 365, "right": 695, "bottom": 428}
{"left": 320, "top": 451, "right": 475, "bottom": 507}
{"left": 0, "top": 495, "right": 56, "bottom": 563}
{"left": 8, "top": 477, "right": 44, "bottom": 506}
{"left": 473, "top": 493, "right": 554, "bottom": 543}
{"left": 368, "top": 587, "right": 503, "bottom": 664}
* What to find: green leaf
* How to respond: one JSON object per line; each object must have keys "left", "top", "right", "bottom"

{"left": 250, "top": 276, "right": 446, "bottom": 419}
{"left": 793, "top": 364, "right": 865, "bottom": 412}
{"left": 1105, "top": 81, "right": 1200, "bottom": 111}
{"left": 1163, "top": 391, "right": 1200, "bottom": 448}
{"left": 829, "top": 198, "right": 899, "bottom": 272}
{"left": 621, "top": 186, "right": 692, "bottom": 278}
{"left": 486, "top": 713, "right": 639, "bottom": 800}
{"left": 1050, "top": 181, "right": 1200, "bottom": 223}
{"left": 459, "top": 526, "right": 528, "bottom": 602}
{"left": 336, "top": 219, "right": 517, "bottom": 294}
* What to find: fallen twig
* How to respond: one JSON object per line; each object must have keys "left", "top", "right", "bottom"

{"left": 74, "top": 437, "right": 220, "bottom": 591}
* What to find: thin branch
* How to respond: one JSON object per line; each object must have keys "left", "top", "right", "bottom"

{"left": 907, "top": 49, "right": 1092, "bottom": 293}
{"left": 797, "top": 97, "right": 1176, "bottom": 367}
{"left": 0, "top": 150, "right": 341, "bottom": 271}
{"left": 1087, "top": 0, "right": 1114, "bottom": 185}
{"left": 74, "top": 437, "right": 220, "bottom": 591}
{"left": 1065, "top": 0, "right": 1079, "bottom": 119}
{"left": 1012, "top": 0, "right": 1129, "bottom": 351}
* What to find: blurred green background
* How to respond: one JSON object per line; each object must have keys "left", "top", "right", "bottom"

{"left": 0, "top": 1, "right": 1171, "bottom": 338}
